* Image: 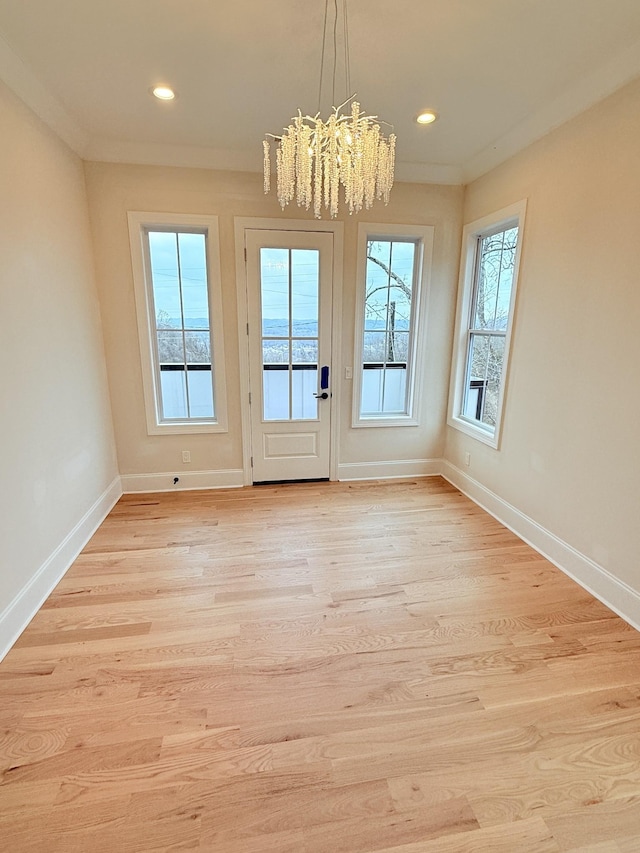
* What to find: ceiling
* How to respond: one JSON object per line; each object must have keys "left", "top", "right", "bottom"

{"left": 2, "top": 0, "right": 640, "bottom": 184}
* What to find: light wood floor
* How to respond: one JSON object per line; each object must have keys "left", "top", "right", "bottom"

{"left": 1, "top": 478, "right": 640, "bottom": 852}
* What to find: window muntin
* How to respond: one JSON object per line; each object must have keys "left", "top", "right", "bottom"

{"left": 129, "top": 212, "right": 227, "bottom": 435}
{"left": 449, "top": 202, "right": 526, "bottom": 447}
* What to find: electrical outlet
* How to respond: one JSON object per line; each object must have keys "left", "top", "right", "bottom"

{"left": 465, "top": 451, "right": 471, "bottom": 467}
{"left": 182, "top": 450, "right": 191, "bottom": 463}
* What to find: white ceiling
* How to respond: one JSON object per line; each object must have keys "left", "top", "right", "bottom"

{"left": 2, "top": 0, "right": 640, "bottom": 184}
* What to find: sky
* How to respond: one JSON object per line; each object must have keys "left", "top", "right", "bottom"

{"left": 148, "top": 230, "right": 209, "bottom": 326}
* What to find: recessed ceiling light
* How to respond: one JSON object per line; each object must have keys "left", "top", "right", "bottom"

{"left": 152, "top": 86, "right": 176, "bottom": 101}
{"left": 416, "top": 110, "right": 437, "bottom": 125}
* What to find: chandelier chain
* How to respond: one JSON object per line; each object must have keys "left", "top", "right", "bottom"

{"left": 317, "top": 0, "right": 330, "bottom": 114}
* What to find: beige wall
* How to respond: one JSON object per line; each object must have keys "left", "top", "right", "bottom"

{"left": 0, "top": 81, "right": 117, "bottom": 612}
{"left": 84, "top": 162, "right": 463, "bottom": 479}
{"left": 446, "top": 77, "right": 640, "bottom": 587}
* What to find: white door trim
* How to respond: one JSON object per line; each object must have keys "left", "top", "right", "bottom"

{"left": 234, "top": 217, "right": 344, "bottom": 485}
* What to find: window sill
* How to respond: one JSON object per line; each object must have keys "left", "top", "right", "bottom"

{"left": 352, "top": 415, "right": 419, "bottom": 429}
{"left": 447, "top": 415, "right": 499, "bottom": 448}
{"left": 146, "top": 420, "right": 228, "bottom": 436}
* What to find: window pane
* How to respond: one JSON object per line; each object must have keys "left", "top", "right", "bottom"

{"left": 463, "top": 334, "right": 506, "bottom": 428}
{"left": 361, "top": 367, "right": 383, "bottom": 415}
{"left": 262, "top": 338, "right": 289, "bottom": 364}
{"left": 178, "top": 233, "right": 209, "bottom": 329}
{"left": 262, "top": 340, "right": 289, "bottom": 421}
{"left": 389, "top": 241, "right": 416, "bottom": 287}
{"left": 388, "top": 331, "right": 409, "bottom": 363}
{"left": 291, "top": 250, "right": 319, "bottom": 337}
{"left": 363, "top": 331, "right": 387, "bottom": 363}
{"left": 160, "top": 369, "right": 187, "bottom": 419}
{"left": 186, "top": 368, "right": 214, "bottom": 418}
{"left": 482, "top": 336, "right": 506, "bottom": 427}
{"left": 389, "top": 242, "right": 414, "bottom": 337}
{"left": 184, "top": 331, "right": 211, "bottom": 364}
{"left": 292, "top": 339, "right": 318, "bottom": 364}
{"left": 382, "top": 366, "right": 407, "bottom": 413}
{"left": 292, "top": 368, "right": 318, "bottom": 420}
{"left": 157, "top": 330, "right": 184, "bottom": 364}
{"left": 261, "top": 248, "right": 289, "bottom": 337}
{"left": 149, "top": 231, "right": 181, "bottom": 327}
{"left": 263, "top": 369, "right": 289, "bottom": 421}
{"left": 473, "top": 227, "right": 518, "bottom": 331}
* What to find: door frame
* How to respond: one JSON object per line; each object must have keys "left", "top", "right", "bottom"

{"left": 234, "top": 217, "right": 344, "bottom": 485}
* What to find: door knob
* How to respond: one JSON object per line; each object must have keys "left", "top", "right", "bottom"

{"left": 314, "top": 392, "right": 329, "bottom": 400}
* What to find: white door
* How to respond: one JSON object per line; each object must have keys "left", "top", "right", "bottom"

{"left": 245, "top": 229, "right": 333, "bottom": 483}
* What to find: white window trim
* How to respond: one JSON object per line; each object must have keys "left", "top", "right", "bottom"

{"left": 352, "top": 222, "right": 434, "bottom": 428}
{"left": 128, "top": 211, "right": 228, "bottom": 436}
{"left": 448, "top": 200, "right": 527, "bottom": 449}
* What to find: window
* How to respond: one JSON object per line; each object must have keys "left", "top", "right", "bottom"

{"left": 449, "top": 201, "right": 526, "bottom": 447}
{"left": 128, "top": 212, "right": 227, "bottom": 435}
{"left": 353, "top": 223, "right": 433, "bottom": 426}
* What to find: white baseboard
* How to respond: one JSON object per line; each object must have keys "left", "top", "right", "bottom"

{"left": 440, "top": 460, "right": 640, "bottom": 632}
{"left": 121, "top": 468, "right": 245, "bottom": 493}
{"left": 337, "top": 458, "right": 441, "bottom": 482}
{"left": 0, "top": 475, "right": 123, "bottom": 662}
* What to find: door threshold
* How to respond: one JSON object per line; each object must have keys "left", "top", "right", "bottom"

{"left": 252, "top": 478, "right": 330, "bottom": 486}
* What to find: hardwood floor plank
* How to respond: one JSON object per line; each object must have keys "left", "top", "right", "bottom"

{"left": 545, "top": 796, "right": 640, "bottom": 850}
{"left": 372, "top": 816, "right": 560, "bottom": 852}
{"left": 0, "top": 478, "right": 639, "bottom": 851}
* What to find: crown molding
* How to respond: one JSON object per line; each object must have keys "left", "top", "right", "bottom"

{"left": 84, "top": 137, "right": 464, "bottom": 185}
{"left": 463, "top": 36, "right": 640, "bottom": 184}
{"left": 83, "top": 137, "right": 263, "bottom": 173}
{"left": 0, "top": 32, "right": 88, "bottom": 155}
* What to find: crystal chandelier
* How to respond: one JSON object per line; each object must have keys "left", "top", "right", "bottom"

{"left": 263, "top": 0, "right": 396, "bottom": 219}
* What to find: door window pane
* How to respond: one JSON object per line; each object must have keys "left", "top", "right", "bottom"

{"left": 292, "top": 339, "right": 318, "bottom": 364}
{"left": 261, "top": 248, "right": 290, "bottom": 337}
{"left": 292, "top": 367, "right": 318, "bottom": 420}
{"left": 263, "top": 368, "right": 289, "bottom": 421}
{"left": 292, "top": 249, "right": 319, "bottom": 336}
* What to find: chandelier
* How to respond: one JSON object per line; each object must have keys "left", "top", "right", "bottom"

{"left": 263, "top": 0, "right": 396, "bottom": 219}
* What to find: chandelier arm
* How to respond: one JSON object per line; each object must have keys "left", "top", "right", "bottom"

{"left": 334, "top": 94, "right": 356, "bottom": 114}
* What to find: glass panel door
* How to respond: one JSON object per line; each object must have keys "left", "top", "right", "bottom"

{"left": 246, "top": 229, "right": 333, "bottom": 483}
